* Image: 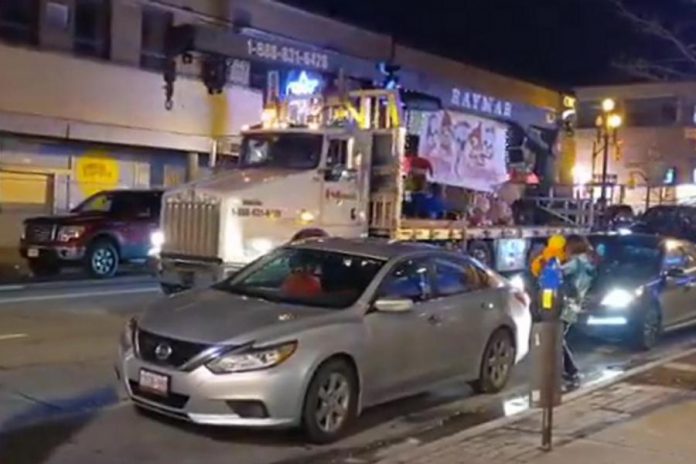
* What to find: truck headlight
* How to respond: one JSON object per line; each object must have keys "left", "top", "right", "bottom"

{"left": 248, "top": 238, "right": 273, "bottom": 256}
{"left": 57, "top": 226, "right": 85, "bottom": 242}
{"left": 150, "top": 230, "right": 165, "bottom": 249}
{"left": 601, "top": 289, "right": 635, "bottom": 309}
{"left": 206, "top": 341, "right": 297, "bottom": 374}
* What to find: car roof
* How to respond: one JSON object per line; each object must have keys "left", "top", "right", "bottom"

{"left": 289, "top": 237, "right": 440, "bottom": 260}
{"left": 587, "top": 232, "right": 663, "bottom": 247}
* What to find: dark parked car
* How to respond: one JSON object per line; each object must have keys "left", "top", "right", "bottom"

{"left": 631, "top": 205, "right": 696, "bottom": 242}
{"left": 575, "top": 233, "right": 696, "bottom": 350}
{"left": 20, "top": 189, "right": 163, "bottom": 278}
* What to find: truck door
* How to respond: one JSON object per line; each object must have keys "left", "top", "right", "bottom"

{"left": 320, "top": 137, "right": 368, "bottom": 237}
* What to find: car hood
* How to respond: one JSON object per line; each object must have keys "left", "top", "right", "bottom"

{"left": 137, "top": 289, "right": 352, "bottom": 345}
{"left": 25, "top": 212, "right": 106, "bottom": 225}
{"left": 586, "top": 273, "right": 650, "bottom": 301}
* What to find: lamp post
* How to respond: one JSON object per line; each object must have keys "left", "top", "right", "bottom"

{"left": 596, "top": 98, "right": 623, "bottom": 205}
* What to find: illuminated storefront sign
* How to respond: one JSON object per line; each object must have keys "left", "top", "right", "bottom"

{"left": 286, "top": 71, "right": 322, "bottom": 96}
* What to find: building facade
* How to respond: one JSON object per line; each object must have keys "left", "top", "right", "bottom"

{"left": 575, "top": 82, "right": 696, "bottom": 211}
{"left": 0, "top": 0, "right": 569, "bottom": 251}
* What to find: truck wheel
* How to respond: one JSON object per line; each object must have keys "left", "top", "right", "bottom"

{"left": 160, "top": 283, "right": 182, "bottom": 295}
{"left": 468, "top": 240, "right": 493, "bottom": 267}
{"left": 86, "top": 240, "right": 119, "bottom": 278}
{"left": 27, "top": 259, "right": 61, "bottom": 277}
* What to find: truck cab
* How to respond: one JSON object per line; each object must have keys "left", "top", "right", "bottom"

{"left": 157, "top": 90, "right": 403, "bottom": 293}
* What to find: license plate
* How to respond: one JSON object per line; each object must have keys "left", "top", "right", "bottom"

{"left": 139, "top": 369, "right": 169, "bottom": 396}
{"left": 27, "top": 248, "right": 39, "bottom": 258}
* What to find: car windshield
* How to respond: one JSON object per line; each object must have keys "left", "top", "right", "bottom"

{"left": 72, "top": 192, "right": 114, "bottom": 213}
{"left": 240, "top": 133, "right": 323, "bottom": 170}
{"left": 589, "top": 236, "right": 662, "bottom": 280}
{"left": 215, "top": 248, "right": 385, "bottom": 309}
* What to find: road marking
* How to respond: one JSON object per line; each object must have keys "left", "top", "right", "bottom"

{"left": 0, "top": 287, "right": 159, "bottom": 305}
{"left": 0, "top": 333, "right": 28, "bottom": 341}
{"left": 0, "top": 285, "right": 26, "bottom": 292}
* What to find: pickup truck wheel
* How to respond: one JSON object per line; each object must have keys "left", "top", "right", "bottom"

{"left": 27, "top": 259, "right": 61, "bottom": 277}
{"left": 86, "top": 240, "right": 119, "bottom": 278}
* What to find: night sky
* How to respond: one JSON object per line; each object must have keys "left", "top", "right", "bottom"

{"left": 281, "top": 0, "right": 693, "bottom": 89}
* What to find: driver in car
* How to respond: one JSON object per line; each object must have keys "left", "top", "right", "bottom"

{"left": 281, "top": 254, "right": 322, "bottom": 298}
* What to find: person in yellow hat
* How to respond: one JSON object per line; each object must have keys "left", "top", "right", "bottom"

{"left": 531, "top": 235, "right": 567, "bottom": 278}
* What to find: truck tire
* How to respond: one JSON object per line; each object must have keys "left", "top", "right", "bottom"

{"left": 85, "top": 239, "right": 119, "bottom": 278}
{"left": 468, "top": 240, "right": 493, "bottom": 267}
{"left": 291, "top": 228, "right": 328, "bottom": 242}
{"left": 27, "top": 259, "right": 61, "bottom": 277}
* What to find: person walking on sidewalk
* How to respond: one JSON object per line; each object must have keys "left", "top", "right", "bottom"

{"left": 560, "top": 234, "right": 597, "bottom": 387}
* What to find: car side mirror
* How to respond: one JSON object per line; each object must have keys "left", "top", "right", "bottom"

{"left": 374, "top": 297, "right": 414, "bottom": 313}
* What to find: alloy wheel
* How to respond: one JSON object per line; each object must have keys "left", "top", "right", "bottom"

{"left": 92, "top": 247, "right": 116, "bottom": 276}
{"left": 486, "top": 336, "right": 513, "bottom": 389}
{"left": 314, "top": 372, "right": 351, "bottom": 434}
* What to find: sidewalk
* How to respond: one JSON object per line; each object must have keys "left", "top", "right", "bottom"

{"left": 375, "top": 351, "right": 696, "bottom": 464}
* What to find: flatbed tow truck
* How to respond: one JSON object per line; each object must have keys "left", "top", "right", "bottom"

{"left": 154, "top": 89, "right": 592, "bottom": 293}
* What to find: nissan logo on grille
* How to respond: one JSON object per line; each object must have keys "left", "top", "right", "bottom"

{"left": 154, "top": 342, "right": 173, "bottom": 361}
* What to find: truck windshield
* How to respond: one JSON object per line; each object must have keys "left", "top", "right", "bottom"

{"left": 215, "top": 248, "right": 385, "bottom": 309}
{"left": 240, "top": 133, "right": 322, "bottom": 170}
{"left": 72, "top": 192, "right": 114, "bottom": 213}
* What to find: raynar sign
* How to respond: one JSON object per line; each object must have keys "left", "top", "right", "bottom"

{"left": 450, "top": 88, "right": 513, "bottom": 119}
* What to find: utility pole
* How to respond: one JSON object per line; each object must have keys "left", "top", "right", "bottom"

{"left": 596, "top": 98, "right": 622, "bottom": 209}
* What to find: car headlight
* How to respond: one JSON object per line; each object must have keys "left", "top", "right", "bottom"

{"left": 57, "top": 226, "right": 85, "bottom": 242}
{"left": 601, "top": 289, "right": 636, "bottom": 309}
{"left": 119, "top": 317, "right": 137, "bottom": 351}
{"left": 206, "top": 341, "right": 297, "bottom": 374}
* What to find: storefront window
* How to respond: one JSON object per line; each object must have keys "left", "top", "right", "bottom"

{"left": 0, "top": 0, "right": 39, "bottom": 45}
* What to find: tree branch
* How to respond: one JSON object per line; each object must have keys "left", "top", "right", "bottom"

{"left": 610, "top": 0, "right": 696, "bottom": 67}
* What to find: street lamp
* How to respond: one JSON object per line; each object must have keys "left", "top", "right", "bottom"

{"left": 595, "top": 99, "right": 623, "bottom": 205}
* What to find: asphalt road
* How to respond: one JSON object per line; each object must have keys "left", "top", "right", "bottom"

{"left": 1, "top": 278, "right": 695, "bottom": 464}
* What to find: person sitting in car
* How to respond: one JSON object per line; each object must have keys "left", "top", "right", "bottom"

{"left": 281, "top": 255, "right": 322, "bottom": 298}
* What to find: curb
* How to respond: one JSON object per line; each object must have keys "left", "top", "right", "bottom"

{"left": 0, "top": 274, "right": 156, "bottom": 292}
{"left": 380, "top": 341, "right": 696, "bottom": 458}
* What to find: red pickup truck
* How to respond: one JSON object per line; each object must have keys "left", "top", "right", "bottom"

{"left": 20, "top": 189, "right": 163, "bottom": 278}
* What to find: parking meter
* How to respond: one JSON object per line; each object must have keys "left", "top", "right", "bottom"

{"left": 529, "top": 257, "right": 563, "bottom": 450}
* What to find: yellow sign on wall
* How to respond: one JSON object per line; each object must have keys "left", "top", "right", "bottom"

{"left": 75, "top": 151, "right": 120, "bottom": 197}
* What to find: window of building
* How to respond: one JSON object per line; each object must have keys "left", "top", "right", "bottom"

{"left": 0, "top": 0, "right": 39, "bottom": 44}
{"left": 74, "top": 0, "right": 109, "bottom": 58}
{"left": 624, "top": 97, "right": 678, "bottom": 127}
{"left": 140, "top": 6, "right": 173, "bottom": 71}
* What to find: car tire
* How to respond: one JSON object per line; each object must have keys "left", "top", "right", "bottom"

{"left": 27, "top": 258, "right": 61, "bottom": 277}
{"left": 471, "top": 328, "right": 516, "bottom": 394}
{"left": 631, "top": 305, "right": 662, "bottom": 351}
{"left": 86, "top": 239, "right": 119, "bottom": 279}
{"left": 160, "top": 283, "right": 182, "bottom": 295}
{"left": 301, "top": 358, "right": 358, "bottom": 444}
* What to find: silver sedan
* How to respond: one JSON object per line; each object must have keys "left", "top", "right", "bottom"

{"left": 117, "top": 238, "right": 531, "bottom": 443}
